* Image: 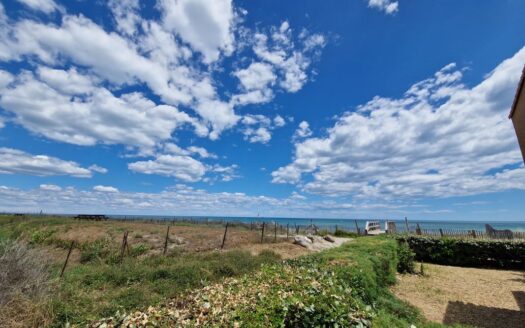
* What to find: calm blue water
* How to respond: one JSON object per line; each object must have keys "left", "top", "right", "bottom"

{"left": 108, "top": 215, "right": 525, "bottom": 232}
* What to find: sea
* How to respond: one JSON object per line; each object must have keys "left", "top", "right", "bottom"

{"left": 107, "top": 215, "right": 525, "bottom": 232}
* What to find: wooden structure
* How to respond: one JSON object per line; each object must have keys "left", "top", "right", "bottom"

{"left": 365, "top": 221, "right": 385, "bottom": 235}
{"left": 509, "top": 65, "right": 525, "bottom": 163}
{"left": 74, "top": 214, "right": 108, "bottom": 221}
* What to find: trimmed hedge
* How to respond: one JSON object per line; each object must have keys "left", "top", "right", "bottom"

{"left": 397, "top": 235, "right": 525, "bottom": 269}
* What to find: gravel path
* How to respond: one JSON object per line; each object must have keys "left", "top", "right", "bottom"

{"left": 392, "top": 264, "right": 525, "bottom": 328}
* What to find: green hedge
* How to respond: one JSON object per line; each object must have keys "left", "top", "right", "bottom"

{"left": 397, "top": 236, "right": 525, "bottom": 269}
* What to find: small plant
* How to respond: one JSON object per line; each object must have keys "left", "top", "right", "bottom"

{"left": 397, "top": 241, "right": 415, "bottom": 273}
{"left": 29, "top": 229, "right": 55, "bottom": 245}
{"left": 79, "top": 239, "right": 112, "bottom": 263}
{"left": 129, "top": 243, "right": 149, "bottom": 257}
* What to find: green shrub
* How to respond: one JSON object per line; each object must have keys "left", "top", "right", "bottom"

{"left": 396, "top": 241, "right": 415, "bottom": 273}
{"left": 129, "top": 243, "right": 149, "bottom": 257}
{"left": 29, "top": 229, "right": 56, "bottom": 245}
{"left": 79, "top": 239, "right": 112, "bottom": 263}
{"left": 397, "top": 236, "right": 525, "bottom": 269}
{"left": 333, "top": 229, "right": 359, "bottom": 238}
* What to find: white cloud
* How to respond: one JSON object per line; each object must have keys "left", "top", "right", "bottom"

{"left": 0, "top": 184, "right": 379, "bottom": 217}
{"left": 0, "top": 4, "right": 325, "bottom": 149}
{"left": 293, "top": 121, "right": 312, "bottom": 139}
{"left": 164, "top": 143, "right": 217, "bottom": 159}
{"left": 93, "top": 185, "right": 119, "bottom": 193}
{"left": 88, "top": 165, "right": 108, "bottom": 174}
{"left": 0, "top": 70, "right": 200, "bottom": 149}
{"left": 39, "top": 184, "right": 61, "bottom": 191}
{"left": 273, "top": 46, "right": 525, "bottom": 198}
{"left": 0, "top": 70, "right": 13, "bottom": 90}
{"left": 0, "top": 147, "right": 92, "bottom": 177}
{"left": 273, "top": 115, "right": 286, "bottom": 127}
{"left": 251, "top": 22, "right": 325, "bottom": 93}
{"left": 16, "top": 0, "right": 63, "bottom": 14}
{"left": 240, "top": 114, "right": 286, "bottom": 144}
{"left": 128, "top": 154, "right": 207, "bottom": 182}
{"left": 368, "top": 0, "right": 399, "bottom": 15}
{"left": 159, "top": 0, "right": 235, "bottom": 63}
{"left": 234, "top": 62, "right": 276, "bottom": 91}
{"left": 244, "top": 127, "right": 272, "bottom": 144}
{"left": 108, "top": 0, "right": 141, "bottom": 36}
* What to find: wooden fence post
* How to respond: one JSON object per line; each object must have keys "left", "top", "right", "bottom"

{"left": 60, "top": 241, "right": 75, "bottom": 278}
{"left": 416, "top": 223, "right": 422, "bottom": 235}
{"left": 404, "top": 217, "right": 409, "bottom": 233}
{"left": 163, "top": 225, "right": 170, "bottom": 255}
{"left": 221, "top": 222, "right": 229, "bottom": 250}
{"left": 354, "top": 220, "right": 360, "bottom": 235}
{"left": 286, "top": 223, "right": 289, "bottom": 239}
{"left": 261, "top": 222, "right": 265, "bottom": 243}
{"left": 120, "top": 231, "right": 128, "bottom": 263}
{"left": 439, "top": 228, "right": 444, "bottom": 237}
{"left": 274, "top": 222, "right": 277, "bottom": 243}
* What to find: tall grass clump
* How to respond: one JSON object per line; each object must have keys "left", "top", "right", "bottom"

{"left": 0, "top": 239, "right": 53, "bottom": 327}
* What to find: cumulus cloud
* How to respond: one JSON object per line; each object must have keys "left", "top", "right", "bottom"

{"left": 93, "top": 185, "right": 119, "bottom": 193}
{"left": 39, "top": 184, "right": 62, "bottom": 191}
{"left": 240, "top": 114, "right": 287, "bottom": 144}
{"left": 88, "top": 165, "right": 108, "bottom": 174}
{"left": 159, "top": 0, "right": 235, "bottom": 63}
{"left": 368, "top": 0, "right": 399, "bottom": 15}
{"left": 0, "top": 147, "right": 93, "bottom": 177}
{"left": 0, "top": 184, "right": 397, "bottom": 217}
{"left": 293, "top": 121, "right": 312, "bottom": 139}
{"left": 128, "top": 154, "right": 207, "bottom": 182}
{"left": 0, "top": 70, "right": 202, "bottom": 149}
{"left": 0, "top": 4, "right": 325, "bottom": 147}
{"left": 273, "top": 115, "right": 286, "bottom": 127}
{"left": 16, "top": 0, "right": 63, "bottom": 14}
{"left": 108, "top": 0, "right": 141, "bottom": 36}
{"left": 273, "top": 46, "right": 525, "bottom": 198}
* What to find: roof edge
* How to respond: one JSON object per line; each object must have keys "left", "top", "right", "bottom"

{"left": 509, "top": 65, "right": 525, "bottom": 119}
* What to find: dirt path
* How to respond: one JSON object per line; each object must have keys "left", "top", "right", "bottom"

{"left": 392, "top": 264, "right": 525, "bottom": 328}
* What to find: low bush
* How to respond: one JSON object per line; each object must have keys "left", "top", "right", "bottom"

{"left": 333, "top": 229, "right": 360, "bottom": 238}
{"left": 396, "top": 240, "right": 416, "bottom": 273}
{"left": 397, "top": 235, "right": 525, "bottom": 269}
{"left": 94, "top": 237, "right": 443, "bottom": 328}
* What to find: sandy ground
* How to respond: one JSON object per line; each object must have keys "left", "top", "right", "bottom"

{"left": 392, "top": 263, "right": 525, "bottom": 328}
{"left": 39, "top": 220, "right": 348, "bottom": 263}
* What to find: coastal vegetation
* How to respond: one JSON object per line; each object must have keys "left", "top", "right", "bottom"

{"left": 398, "top": 235, "right": 525, "bottom": 269}
{"left": 0, "top": 215, "right": 465, "bottom": 327}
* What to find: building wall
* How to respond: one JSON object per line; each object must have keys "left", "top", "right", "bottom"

{"left": 512, "top": 86, "right": 525, "bottom": 163}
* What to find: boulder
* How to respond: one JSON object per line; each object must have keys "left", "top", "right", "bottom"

{"left": 324, "top": 235, "right": 336, "bottom": 243}
{"left": 293, "top": 235, "right": 312, "bottom": 248}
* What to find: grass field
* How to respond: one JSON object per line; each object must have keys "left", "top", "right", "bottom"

{"left": 0, "top": 214, "right": 465, "bottom": 327}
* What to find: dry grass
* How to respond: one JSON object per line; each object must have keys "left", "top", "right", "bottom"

{"left": 0, "top": 240, "right": 50, "bottom": 305}
{"left": 0, "top": 240, "right": 53, "bottom": 328}
{"left": 392, "top": 263, "right": 525, "bottom": 328}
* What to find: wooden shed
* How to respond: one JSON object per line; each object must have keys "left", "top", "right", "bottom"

{"left": 509, "top": 66, "right": 525, "bottom": 164}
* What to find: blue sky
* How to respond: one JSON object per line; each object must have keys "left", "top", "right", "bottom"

{"left": 1, "top": 0, "right": 525, "bottom": 220}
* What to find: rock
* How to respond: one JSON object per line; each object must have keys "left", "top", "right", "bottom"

{"left": 324, "top": 235, "right": 336, "bottom": 243}
{"left": 306, "top": 235, "right": 315, "bottom": 243}
{"left": 293, "top": 235, "right": 312, "bottom": 248}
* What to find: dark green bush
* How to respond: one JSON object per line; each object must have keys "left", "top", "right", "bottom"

{"left": 397, "top": 236, "right": 525, "bottom": 269}
{"left": 333, "top": 229, "right": 359, "bottom": 238}
{"left": 396, "top": 241, "right": 415, "bottom": 273}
